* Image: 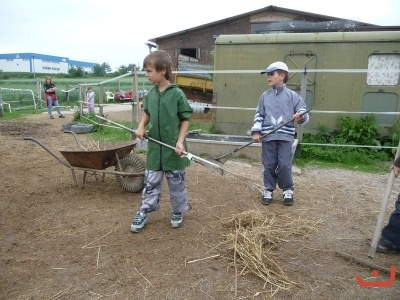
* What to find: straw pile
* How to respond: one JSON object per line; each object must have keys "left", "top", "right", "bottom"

{"left": 219, "top": 209, "right": 320, "bottom": 293}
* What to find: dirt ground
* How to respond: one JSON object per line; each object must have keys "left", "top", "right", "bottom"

{"left": 1, "top": 110, "right": 400, "bottom": 300}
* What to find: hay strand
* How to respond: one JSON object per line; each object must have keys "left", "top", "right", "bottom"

{"left": 80, "top": 140, "right": 101, "bottom": 151}
{"left": 186, "top": 254, "right": 220, "bottom": 264}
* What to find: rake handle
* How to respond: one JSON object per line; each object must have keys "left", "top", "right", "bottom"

{"left": 96, "top": 115, "right": 187, "bottom": 154}
{"left": 96, "top": 115, "right": 224, "bottom": 174}
{"left": 233, "top": 109, "right": 311, "bottom": 153}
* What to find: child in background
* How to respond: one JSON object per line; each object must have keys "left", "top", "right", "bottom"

{"left": 251, "top": 61, "right": 309, "bottom": 206}
{"left": 86, "top": 87, "right": 95, "bottom": 113}
{"left": 130, "top": 50, "right": 193, "bottom": 233}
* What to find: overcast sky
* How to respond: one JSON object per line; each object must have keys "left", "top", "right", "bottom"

{"left": 1, "top": 0, "right": 399, "bottom": 72}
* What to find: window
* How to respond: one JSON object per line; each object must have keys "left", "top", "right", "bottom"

{"left": 366, "top": 54, "right": 400, "bottom": 86}
{"left": 179, "top": 48, "right": 201, "bottom": 60}
{"left": 181, "top": 48, "right": 196, "bottom": 59}
{"left": 362, "top": 92, "right": 398, "bottom": 125}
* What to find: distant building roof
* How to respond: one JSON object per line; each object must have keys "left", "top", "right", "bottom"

{"left": 0, "top": 52, "right": 97, "bottom": 66}
{"left": 149, "top": 5, "right": 378, "bottom": 42}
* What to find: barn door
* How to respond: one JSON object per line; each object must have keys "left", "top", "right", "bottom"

{"left": 284, "top": 53, "right": 317, "bottom": 110}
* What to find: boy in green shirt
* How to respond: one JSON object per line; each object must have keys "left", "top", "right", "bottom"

{"left": 131, "top": 50, "right": 193, "bottom": 233}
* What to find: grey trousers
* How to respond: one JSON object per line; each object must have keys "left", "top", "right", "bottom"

{"left": 139, "top": 170, "right": 189, "bottom": 214}
{"left": 261, "top": 140, "right": 294, "bottom": 191}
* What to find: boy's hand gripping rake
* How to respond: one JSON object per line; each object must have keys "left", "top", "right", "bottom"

{"left": 213, "top": 109, "right": 311, "bottom": 164}
{"left": 95, "top": 115, "right": 225, "bottom": 175}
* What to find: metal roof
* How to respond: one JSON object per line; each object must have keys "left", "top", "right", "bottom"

{"left": 215, "top": 31, "right": 400, "bottom": 44}
{"left": 149, "top": 5, "right": 377, "bottom": 42}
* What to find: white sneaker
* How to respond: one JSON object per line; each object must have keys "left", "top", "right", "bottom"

{"left": 170, "top": 212, "right": 183, "bottom": 228}
{"left": 130, "top": 212, "right": 148, "bottom": 232}
{"left": 283, "top": 190, "right": 294, "bottom": 206}
{"left": 262, "top": 190, "right": 273, "bottom": 205}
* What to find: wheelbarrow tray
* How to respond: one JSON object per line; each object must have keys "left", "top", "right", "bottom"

{"left": 59, "top": 140, "right": 137, "bottom": 170}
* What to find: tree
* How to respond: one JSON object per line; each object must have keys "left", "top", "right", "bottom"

{"left": 101, "top": 62, "right": 111, "bottom": 73}
{"left": 68, "top": 66, "right": 84, "bottom": 77}
{"left": 92, "top": 64, "right": 106, "bottom": 76}
{"left": 117, "top": 63, "right": 138, "bottom": 76}
{"left": 91, "top": 62, "right": 111, "bottom": 76}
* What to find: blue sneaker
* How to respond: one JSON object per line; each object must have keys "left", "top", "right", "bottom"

{"left": 170, "top": 212, "right": 183, "bottom": 228}
{"left": 130, "top": 211, "right": 148, "bottom": 232}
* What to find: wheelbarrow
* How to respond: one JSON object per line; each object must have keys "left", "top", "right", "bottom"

{"left": 23, "top": 131, "right": 145, "bottom": 193}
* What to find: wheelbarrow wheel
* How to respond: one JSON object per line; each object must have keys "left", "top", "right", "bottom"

{"left": 115, "top": 153, "right": 145, "bottom": 193}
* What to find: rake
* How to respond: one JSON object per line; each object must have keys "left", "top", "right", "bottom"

{"left": 95, "top": 115, "right": 225, "bottom": 175}
{"left": 213, "top": 109, "right": 311, "bottom": 164}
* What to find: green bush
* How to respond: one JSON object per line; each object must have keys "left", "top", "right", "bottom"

{"left": 299, "top": 114, "right": 393, "bottom": 171}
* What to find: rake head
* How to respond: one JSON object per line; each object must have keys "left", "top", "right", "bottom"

{"left": 213, "top": 151, "right": 235, "bottom": 164}
{"left": 186, "top": 153, "right": 225, "bottom": 175}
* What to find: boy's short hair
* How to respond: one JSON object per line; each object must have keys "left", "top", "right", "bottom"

{"left": 143, "top": 50, "right": 173, "bottom": 81}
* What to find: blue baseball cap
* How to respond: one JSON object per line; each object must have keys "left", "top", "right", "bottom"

{"left": 261, "top": 61, "right": 289, "bottom": 74}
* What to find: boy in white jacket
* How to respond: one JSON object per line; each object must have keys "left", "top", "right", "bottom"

{"left": 251, "top": 61, "right": 309, "bottom": 206}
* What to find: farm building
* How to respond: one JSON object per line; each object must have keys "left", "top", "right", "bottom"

{"left": 149, "top": 5, "right": 398, "bottom": 104}
{"left": 148, "top": 5, "right": 395, "bottom": 72}
{"left": 0, "top": 53, "right": 97, "bottom": 75}
{"left": 212, "top": 31, "right": 400, "bottom": 136}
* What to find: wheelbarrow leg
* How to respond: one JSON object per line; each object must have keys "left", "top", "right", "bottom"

{"left": 83, "top": 170, "right": 88, "bottom": 187}
{"left": 70, "top": 169, "right": 78, "bottom": 187}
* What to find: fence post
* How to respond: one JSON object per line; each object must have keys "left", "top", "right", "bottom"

{"left": 298, "top": 66, "right": 308, "bottom": 143}
{"left": 36, "top": 78, "right": 41, "bottom": 108}
{"left": 0, "top": 95, "right": 3, "bottom": 117}
{"left": 133, "top": 67, "right": 139, "bottom": 124}
{"left": 79, "top": 84, "right": 84, "bottom": 117}
{"left": 99, "top": 84, "right": 103, "bottom": 112}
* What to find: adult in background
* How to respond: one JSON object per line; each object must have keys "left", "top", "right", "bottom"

{"left": 250, "top": 61, "right": 309, "bottom": 206}
{"left": 44, "top": 76, "right": 65, "bottom": 119}
{"left": 377, "top": 157, "right": 400, "bottom": 254}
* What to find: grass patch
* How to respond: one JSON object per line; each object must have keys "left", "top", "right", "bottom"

{"left": 0, "top": 108, "right": 44, "bottom": 120}
{"left": 293, "top": 157, "right": 390, "bottom": 174}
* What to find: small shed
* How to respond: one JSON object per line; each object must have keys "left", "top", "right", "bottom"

{"left": 213, "top": 31, "right": 400, "bottom": 136}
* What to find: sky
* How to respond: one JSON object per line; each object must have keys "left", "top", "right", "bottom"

{"left": 1, "top": 0, "right": 399, "bottom": 72}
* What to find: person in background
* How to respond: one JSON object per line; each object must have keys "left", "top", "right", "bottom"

{"left": 130, "top": 50, "right": 193, "bottom": 233}
{"left": 377, "top": 157, "right": 400, "bottom": 254}
{"left": 44, "top": 76, "right": 65, "bottom": 119}
{"left": 250, "top": 61, "right": 309, "bottom": 206}
{"left": 86, "top": 87, "right": 95, "bottom": 113}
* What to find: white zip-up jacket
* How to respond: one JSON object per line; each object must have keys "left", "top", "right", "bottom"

{"left": 250, "top": 85, "right": 309, "bottom": 142}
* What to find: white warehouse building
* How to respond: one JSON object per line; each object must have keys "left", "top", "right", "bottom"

{"left": 0, "top": 53, "right": 98, "bottom": 74}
